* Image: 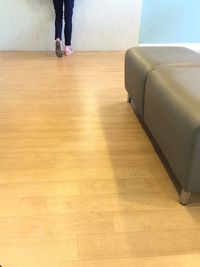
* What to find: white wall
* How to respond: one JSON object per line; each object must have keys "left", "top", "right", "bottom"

{"left": 0, "top": 0, "right": 142, "bottom": 51}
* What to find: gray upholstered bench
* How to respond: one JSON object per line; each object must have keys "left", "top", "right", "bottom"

{"left": 144, "top": 67, "right": 200, "bottom": 205}
{"left": 124, "top": 46, "right": 200, "bottom": 204}
{"left": 125, "top": 47, "right": 200, "bottom": 118}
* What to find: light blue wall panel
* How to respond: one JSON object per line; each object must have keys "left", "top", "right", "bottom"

{"left": 140, "top": 0, "right": 200, "bottom": 43}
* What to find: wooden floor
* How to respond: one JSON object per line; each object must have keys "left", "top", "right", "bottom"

{"left": 1, "top": 52, "right": 200, "bottom": 267}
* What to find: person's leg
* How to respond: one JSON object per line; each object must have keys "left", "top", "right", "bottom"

{"left": 64, "top": 0, "right": 75, "bottom": 55}
{"left": 53, "top": 0, "right": 64, "bottom": 57}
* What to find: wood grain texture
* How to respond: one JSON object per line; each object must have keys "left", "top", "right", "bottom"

{"left": 69, "top": 255, "right": 200, "bottom": 267}
{"left": 78, "top": 230, "right": 200, "bottom": 260}
{"left": 0, "top": 52, "right": 200, "bottom": 267}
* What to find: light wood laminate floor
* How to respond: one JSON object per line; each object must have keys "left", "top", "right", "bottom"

{"left": 0, "top": 52, "right": 200, "bottom": 267}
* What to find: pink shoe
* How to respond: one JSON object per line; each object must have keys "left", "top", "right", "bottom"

{"left": 64, "top": 46, "right": 74, "bottom": 56}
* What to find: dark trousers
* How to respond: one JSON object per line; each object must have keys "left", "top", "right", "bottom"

{"left": 53, "top": 0, "right": 74, "bottom": 46}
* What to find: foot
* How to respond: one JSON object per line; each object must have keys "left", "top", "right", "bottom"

{"left": 55, "top": 40, "right": 63, "bottom": 58}
{"left": 64, "top": 46, "right": 74, "bottom": 56}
